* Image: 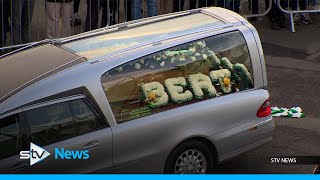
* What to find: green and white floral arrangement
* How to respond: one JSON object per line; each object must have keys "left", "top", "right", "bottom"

{"left": 141, "top": 82, "right": 169, "bottom": 107}
{"left": 209, "top": 69, "right": 232, "bottom": 94}
{"left": 164, "top": 77, "right": 193, "bottom": 103}
{"left": 188, "top": 73, "right": 217, "bottom": 99}
{"left": 233, "top": 63, "right": 253, "bottom": 90}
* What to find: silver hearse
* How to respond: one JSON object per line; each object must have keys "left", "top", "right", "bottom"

{"left": 0, "top": 7, "right": 274, "bottom": 174}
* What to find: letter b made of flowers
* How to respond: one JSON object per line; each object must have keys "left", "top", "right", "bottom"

{"left": 141, "top": 82, "right": 169, "bottom": 107}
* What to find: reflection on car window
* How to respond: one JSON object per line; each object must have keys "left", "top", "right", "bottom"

{"left": 63, "top": 13, "right": 225, "bottom": 60}
{"left": 101, "top": 31, "right": 254, "bottom": 123}
{"left": 0, "top": 114, "right": 20, "bottom": 160}
{"left": 70, "top": 99, "right": 105, "bottom": 135}
{"left": 25, "top": 99, "right": 106, "bottom": 146}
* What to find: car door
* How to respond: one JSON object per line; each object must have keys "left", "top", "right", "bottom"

{"left": 0, "top": 109, "right": 29, "bottom": 173}
{"left": 18, "top": 95, "right": 113, "bottom": 173}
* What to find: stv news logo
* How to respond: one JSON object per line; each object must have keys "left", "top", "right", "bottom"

{"left": 20, "top": 143, "right": 51, "bottom": 166}
{"left": 20, "top": 143, "right": 90, "bottom": 166}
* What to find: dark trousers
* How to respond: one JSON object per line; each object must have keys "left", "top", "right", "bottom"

{"left": 0, "top": 0, "right": 10, "bottom": 47}
{"left": 85, "top": 0, "right": 119, "bottom": 31}
{"left": 101, "top": 0, "right": 117, "bottom": 27}
{"left": 126, "top": 0, "right": 132, "bottom": 21}
{"left": 217, "top": 0, "right": 240, "bottom": 13}
{"left": 85, "top": 0, "right": 100, "bottom": 31}
{"left": 173, "top": 0, "right": 214, "bottom": 12}
{"left": 249, "top": 0, "right": 259, "bottom": 14}
{"left": 266, "top": 0, "right": 285, "bottom": 21}
{"left": 290, "top": 0, "right": 307, "bottom": 10}
{"left": 74, "top": 0, "right": 80, "bottom": 13}
{"left": 11, "top": 0, "right": 35, "bottom": 45}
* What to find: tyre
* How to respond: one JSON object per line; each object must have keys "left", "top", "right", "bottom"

{"left": 164, "top": 140, "right": 216, "bottom": 174}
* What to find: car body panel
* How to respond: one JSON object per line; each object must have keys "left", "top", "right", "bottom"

{"left": 0, "top": 7, "right": 274, "bottom": 173}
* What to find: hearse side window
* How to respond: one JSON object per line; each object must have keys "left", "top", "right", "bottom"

{"left": 24, "top": 99, "right": 106, "bottom": 146}
{"left": 101, "top": 31, "right": 254, "bottom": 123}
{"left": 0, "top": 114, "right": 21, "bottom": 160}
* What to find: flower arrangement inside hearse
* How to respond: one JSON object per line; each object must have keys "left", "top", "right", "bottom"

{"left": 104, "top": 40, "right": 254, "bottom": 111}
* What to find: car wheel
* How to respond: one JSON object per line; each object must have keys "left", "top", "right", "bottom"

{"left": 165, "top": 140, "right": 215, "bottom": 174}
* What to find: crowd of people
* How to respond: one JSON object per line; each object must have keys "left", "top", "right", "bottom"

{"left": 0, "top": 0, "right": 319, "bottom": 48}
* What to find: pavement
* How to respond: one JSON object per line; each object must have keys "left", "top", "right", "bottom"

{"left": 216, "top": 13, "right": 320, "bottom": 174}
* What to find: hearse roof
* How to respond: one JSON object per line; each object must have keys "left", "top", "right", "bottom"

{"left": 61, "top": 8, "right": 234, "bottom": 61}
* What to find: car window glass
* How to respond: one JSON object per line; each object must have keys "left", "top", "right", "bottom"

{"left": 0, "top": 114, "right": 20, "bottom": 160}
{"left": 25, "top": 99, "right": 107, "bottom": 146}
{"left": 25, "top": 102, "right": 74, "bottom": 146}
{"left": 101, "top": 31, "right": 254, "bottom": 123}
{"left": 70, "top": 99, "right": 106, "bottom": 134}
{"left": 63, "top": 13, "right": 225, "bottom": 60}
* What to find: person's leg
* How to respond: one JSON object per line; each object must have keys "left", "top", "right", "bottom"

{"left": 146, "top": 0, "right": 158, "bottom": 17}
{"left": 21, "top": 0, "right": 35, "bottom": 44}
{"left": 60, "top": 2, "right": 73, "bottom": 37}
{"left": 72, "top": 0, "right": 81, "bottom": 25}
{"left": 174, "top": 0, "right": 184, "bottom": 12}
{"left": 84, "top": 0, "right": 99, "bottom": 31}
{"left": 131, "top": 0, "right": 142, "bottom": 20}
{"left": 74, "top": 0, "right": 80, "bottom": 13}
{"left": 249, "top": 0, "right": 259, "bottom": 14}
{"left": 126, "top": 0, "right": 132, "bottom": 21}
{"left": 11, "top": 0, "right": 23, "bottom": 45}
{"left": 230, "top": 0, "right": 240, "bottom": 13}
{"left": 0, "top": 0, "right": 10, "bottom": 47}
{"left": 46, "top": 2, "right": 61, "bottom": 39}
{"left": 109, "top": 0, "right": 118, "bottom": 25}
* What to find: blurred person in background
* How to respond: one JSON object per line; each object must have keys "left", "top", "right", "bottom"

{"left": 71, "top": 0, "right": 81, "bottom": 25}
{"left": 11, "top": 0, "right": 35, "bottom": 45}
{"left": 126, "top": 0, "right": 132, "bottom": 21}
{"left": 46, "top": 0, "right": 73, "bottom": 38}
{"left": 217, "top": 0, "right": 240, "bottom": 13}
{"left": 290, "top": 0, "right": 312, "bottom": 24}
{"left": 0, "top": 0, "right": 10, "bottom": 47}
{"left": 131, "top": 0, "right": 158, "bottom": 20}
{"left": 101, "top": 0, "right": 118, "bottom": 26}
{"left": 173, "top": 0, "right": 214, "bottom": 12}
{"left": 248, "top": 0, "right": 260, "bottom": 21}
{"left": 85, "top": 0, "right": 118, "bottom": 31}
{"left": 84, "top": 0, "right": 100, "bottom": 31}
{"left": 266, "top": 0, "right": 286, "bottom": 30}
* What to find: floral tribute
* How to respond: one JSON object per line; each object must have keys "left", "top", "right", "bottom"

{"left": 108, "top": 40, "right": 253, "bottom": 108}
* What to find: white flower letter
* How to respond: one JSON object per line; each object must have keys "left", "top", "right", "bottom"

{"left": 141, "top": 82, "right": 169, "bottom": 107}
{"left": 188, "top": 73, "right": 217, "bottom": 99}
{"left": 210, "top": 69, "right": 232, "bottom": 94}
{"left": 164, "top": 77, "right": 193, "bottom": 103}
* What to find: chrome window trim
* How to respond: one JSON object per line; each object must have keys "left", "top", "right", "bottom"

{"left": 0, "top": 109, "right": 23, "bottom": 120}
{"left": 21, "top": 94, "right": 85, "bottom": 112}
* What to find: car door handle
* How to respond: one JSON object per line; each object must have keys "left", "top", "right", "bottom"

{"left": 11, "top": 162, "right": 28, "bottom": 172}
{"left": 82, "top": 141, "right": 100, "bottom": 150}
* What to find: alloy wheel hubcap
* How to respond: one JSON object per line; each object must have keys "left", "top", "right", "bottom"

{"left": 174, "top": 149, "right": 207, "bottom": 174}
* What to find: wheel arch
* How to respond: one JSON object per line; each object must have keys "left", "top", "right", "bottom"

{"left": 164, "top": 136, "right": 219, "bottom": 173}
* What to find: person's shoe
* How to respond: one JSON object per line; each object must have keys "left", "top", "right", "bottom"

{"left": 271, "top": 21, "right": 281, "bottom": 30}
{"left": 293, "top": 14, "right": 301, "bottom": 25}
{"left": 300, "top": 13, "right": 312, "bottom": 24}
{"left": 279, "top": 15, "right": 287, "bottom": 28}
